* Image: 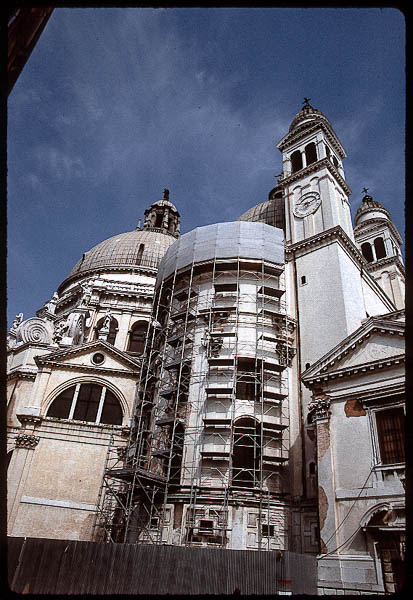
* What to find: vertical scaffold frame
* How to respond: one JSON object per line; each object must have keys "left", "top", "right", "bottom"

{"left": 94, "top": 252, "right": 296, "bottom": 550}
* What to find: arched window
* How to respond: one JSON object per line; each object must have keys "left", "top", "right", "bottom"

{"left": 290, "top": 150, "right": 303, "bottom": 173}
{"left": 361, "top": 242, "right": 374, "bottom": 263}
{"left": 169, "top": 421, "right": 185, "bottom": 485}
{"left": 232, "top": 418, "right": 261, "bottom": 488}
{"left": 305, "top": 142, "right": 317, "bottom": 166}
{"left": 374, "top": 237, "right": 386, "bottom": 260}
{"left": 127, "top": 321, "right": 147, "bottom": 354}
{"left": 155, "top": 212, "right": 163, "bottom": 228}
{"left": 47, "top": 383, "right": 123, "bottom": 425}
{"left": 94, "top": 316, "right": 118, "bottom": 345}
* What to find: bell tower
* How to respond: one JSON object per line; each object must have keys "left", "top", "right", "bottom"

{"left": 354, "top": 190, "right": 405, "bottom": 309}
{"left": 278, "top": 101, "right": 395, "bottom": 385}
{"left": 277, "top": 102, "right": 396, "bottom": 507}
{"left": 277, "top": 99, "right": 353, "bottom": 244}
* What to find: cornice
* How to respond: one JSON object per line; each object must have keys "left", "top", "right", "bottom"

{"left": 376, "top": 308, "right": 405, "bottom": 321}
{"left": 277, "top": 120, "right": 346, "bottom": 158}
{"left": 279, "top": 157, "right": 351, "bottom": 196}
{"left": 285, "top": 225, "right": 362, "bottom": 264}
{"left": 304, "top": 354, "right": 405, "bottom": 387}
{"left": 7, "top": 368, "right": 37, "bottom": 382}
{"left": 7, "top": 340, "right": 53, "bottom": 354}
{"left": 34, "top": 360, "right": 140, "bottom": 377}
{"left": 285, "top": 225, "right": 397, "bottom": 310}
{"left": 354, "top": 218, "right": 403, "bottom": 245}
{"left": 58, "top": 263, "right": 158, "bottom": 295}
{"left": 144, "top": 226, "right": 179, "bottom": 239}
{"left": 365, "top": 256, "right": 405, "bottom": 277}
{"left": 17, "top": 414, "right": 43, "bottom": 425}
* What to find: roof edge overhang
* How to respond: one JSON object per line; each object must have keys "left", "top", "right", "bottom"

{"left": 277, "top": 120, "right": 346, "bottom": 158}
{"left": 58, "top": 263, "right": 159, "bottom": 294}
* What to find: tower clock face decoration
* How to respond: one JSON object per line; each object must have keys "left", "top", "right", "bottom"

{"left": 293, "top": 191, "right": 321, "bottom": 218}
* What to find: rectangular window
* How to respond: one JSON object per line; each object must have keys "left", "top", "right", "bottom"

{"left": 261, "top": 524, "right": 275, "bottom": 537}
{"left": 73, "top": 383, "right": 101, "bottom": 422}
{"left": 376, "top": 407, "right": 405, "bottom": 464}
{"left": 199, "top": 519, "right": 214, "bottom": 533}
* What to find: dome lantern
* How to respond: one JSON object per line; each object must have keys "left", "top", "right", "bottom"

{"left": 143, "top": 188, "right": 180, "bottom": 237}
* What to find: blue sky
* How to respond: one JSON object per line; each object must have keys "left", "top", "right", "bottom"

{"left": 7, "top": 7, "right": 405, "bottom": 326}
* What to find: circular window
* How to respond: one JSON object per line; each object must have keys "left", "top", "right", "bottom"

{"left": 92, "top": 352, "right": 105, "bottom": 365}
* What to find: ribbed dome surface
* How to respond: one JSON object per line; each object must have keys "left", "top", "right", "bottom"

{"left": 66, "top": 229, "right": 177, "bottom": 280}
{"left": 238, "top": 197, "right": 285, "bottom": 231}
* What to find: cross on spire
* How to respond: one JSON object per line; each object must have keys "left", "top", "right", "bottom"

{"left": 303, "top": 97, "right": 311, "bottom": 106}
{"left": 362, "top": 187, "right": 369, "bottom": 195}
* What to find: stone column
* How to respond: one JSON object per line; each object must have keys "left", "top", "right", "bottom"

{"left": 8, "top": 422, "right": 41, "bottom": 533}
{"left": 308, "top": 394, "right": 338, "bottom": 555}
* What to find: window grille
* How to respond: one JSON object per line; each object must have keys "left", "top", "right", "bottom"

{"left": 376, "top": 407, "right": 405, "bottom": 464}
{"left": 128, "top": 321, "right": 147, "bottom": 353}
{"left": 47, "top": 383, "right": 123, "bottom": 425}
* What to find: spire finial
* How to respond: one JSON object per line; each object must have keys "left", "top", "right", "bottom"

{"left": 163, "top": 188, "right": 169, "bottom": 201}
{"left": 362, "top": 187, "right": 369, "bottom": 195}
{"left": 303, "top": 97, "right": 311, "bottom": 107}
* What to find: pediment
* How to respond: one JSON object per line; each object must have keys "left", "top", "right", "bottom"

{"left": 334, "top": 333, "right": 404, "bottom": 369}
{"left": 302, "top": 316, "right": 405, "bottom": 383}
{"left": 35, "top": 340, "right": 141, "bottom": 373}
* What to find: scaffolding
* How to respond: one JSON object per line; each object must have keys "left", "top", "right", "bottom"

{"left": 95, "top": 249, "right": 296, "bottom": 550}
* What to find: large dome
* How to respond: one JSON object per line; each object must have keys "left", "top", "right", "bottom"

{"left": 59, "top": 228, "right": 178, "bottom": 289}
{"left": 58, "top": 191, "right": 182, "bottom": 290}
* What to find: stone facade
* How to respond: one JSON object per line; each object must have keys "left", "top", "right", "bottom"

{"left": 7, "top": 193, "right": 180, "bottom": 541}
{"left": 7, "top": 105, "right": 405, "bottom": 593}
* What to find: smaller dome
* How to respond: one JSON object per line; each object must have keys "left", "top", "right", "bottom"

{"left": 149, "top": 189, "right": 179, "bottom": 214}
{"left": 289, "top": 102, "right": 331, "bottom": 133}
{"left": 354, "top": 193, "right": 390, "bottom": 226}
{"left": 151, "top": 198, "right": 179, "bottom": 213}
{"left": 238, "top": 188, "right": 285, "bottom": 231}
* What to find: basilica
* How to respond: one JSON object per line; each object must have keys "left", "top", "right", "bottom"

{"left": 7, "top": 102, "right": 405, "bottom": 594}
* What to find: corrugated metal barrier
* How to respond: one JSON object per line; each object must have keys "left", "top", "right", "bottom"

{"left": 8, "top": 536, "right": 317, "bottom": 595}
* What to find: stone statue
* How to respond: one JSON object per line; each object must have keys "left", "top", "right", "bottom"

{"left": 11, "top": 313, "right": 23, "bottom": 332}
{"left": 102, "top": 309, "right": 113, "bottom": 330}
{"left": 45, "top": 292, "right": 59, "bottom": 314}
{"left": 80, "top": 280, "right": 93, "bottom": 306}
{"left": 53, "top": 319, "right": 68, "bottom": 344}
